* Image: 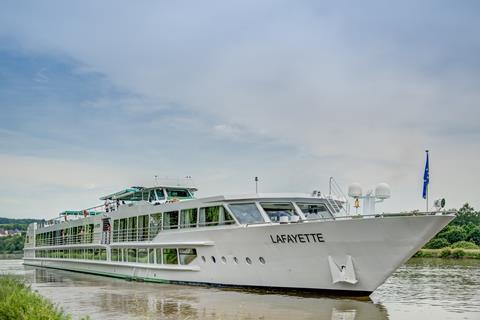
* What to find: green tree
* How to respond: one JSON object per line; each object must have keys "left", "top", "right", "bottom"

{"left": 452, "top": 203, "right": 480, "bottom": 226}
{"left": 442, "top": 226, "right": 467, "bottom": 244}
{"left": 469, "top": 226, "right": 480, "bottom": 245}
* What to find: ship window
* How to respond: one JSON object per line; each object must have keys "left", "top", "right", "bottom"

{"left": 246, "top": 257, "right": 252, "bottom": 264}
{"left": 201, "top": 256, "right": 206, "bottom": 263}
{"left": 260, "top": 203, "right": 298, "bottom": 222}
{"left": 128, "top": 248, "right": 137, "bottom": 263}
{"left": 228, "top": 203, "right": 264, "bottom": 224}
{"left": 149, "top": 248, "right": 155, "bottom": 264}
{"left": 128, "top": 216, "right": 137, "bottom": 241}
{"left": 179, "top": 248, "right": 197, "bottom": 265}
{"left": 233, "top": 257, "right": 238, "bottom": 264}
{"left": 94, "top": 248, "right": 101, "bottom": 260}
{"left": 111, "top": 249, "right": 119, "bottom": 261}
{"left": 138, "top": 215, "right": 149, "bottom": 241}
{"left": 199, "top": 206, "right": 235, "bottom": 227}
{"left": 211, "top": 256, "right": 216, "bottom": 263}
{"left": 180, "top": 208, "right": 198, "bottom": 228}
{"left": 166, "top": 188, "right": 192, "bottom": 199}
{"left": 149, "top": 190, "right": 157, "bottom": 202}
{"left": 138, "top": 248, "right": 148, "bottom": 263}
{"left": 149, "top": 213, "right": 162, "bottom": 239}
{"left": 163, "top": 248, "right": 178, "bottom": 264}
{"left": 296, "top": 203, "right": 332, "bottom": 219}
{"left": 259, "top": 257, "right": 266, "bottom": 264}
{"left": 221, "top": 256, "right": 227, "bottom": 264}
{"left": 100, "top": 249, "right": 107, "bottom": 261}
{"left": 163, "top": 211, "right": 179, "bottom": 230}
{"left": 156, "top": 189, "right": 165, "bottom": 200}
{"left": 155, "top": 248, "right": 162, "bottom": 264}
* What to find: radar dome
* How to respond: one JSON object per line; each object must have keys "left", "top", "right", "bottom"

{"left": 375, "top": 183, "right": 391, "bottom": 199}
{"left": 348, "top": 183, "right": 363, "bottom": 198}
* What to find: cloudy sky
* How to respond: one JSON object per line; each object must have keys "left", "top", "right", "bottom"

{"left": 0, "top": 0, "right": 479, "bottom": 219}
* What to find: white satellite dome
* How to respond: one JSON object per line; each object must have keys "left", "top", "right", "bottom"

{"left": 375, "top": 183, "right": 391, "bottom": 199}
{"left": 348, "top": 183, "right": 363, "bottom": 198}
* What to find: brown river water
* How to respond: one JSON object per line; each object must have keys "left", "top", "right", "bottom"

{"left": 1, "top": 258, "right": 479, "bottom": 320}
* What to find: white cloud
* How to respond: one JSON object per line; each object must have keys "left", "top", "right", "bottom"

{"left": 0, "top": 1, "right": 479, "bottom": 216}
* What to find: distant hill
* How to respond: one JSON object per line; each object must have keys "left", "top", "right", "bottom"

{"left": 0, "top": 217, "right": 45, "bottom": 231}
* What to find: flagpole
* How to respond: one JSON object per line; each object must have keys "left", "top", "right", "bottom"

{"left": 426, "top": 182, "right": 428, "bottom": 212}
{"left": 425, "top": 150, "right": 429, "bottom": 212}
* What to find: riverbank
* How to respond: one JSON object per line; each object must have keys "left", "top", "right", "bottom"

{"left": 0, "top": 276, "right": 79, "bottom": 320}
{"left": 414, "top": 248, "right": 480, "bottom": 259}
{"left": 0, "top": 252, "right": 23, "bottom": 259}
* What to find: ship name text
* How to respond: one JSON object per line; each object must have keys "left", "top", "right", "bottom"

{"left": 269, "top": 233, "right": 325, "bottom": 244}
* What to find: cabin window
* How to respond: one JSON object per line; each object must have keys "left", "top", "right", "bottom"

{"left": 149, "top": 190, "right": 157, "bottom": 202}
{"left": 180, "top": 208, "right": 198, "bottom": 228}
{"left": 94, "top": 248, "right": 101, "bottom": 260}
{"left": 163, "top": 248, "right": 178, "bottom": 264}
{"left": 100, "top": 249, "right": 107, "bottom": 260}
{"left": 138, "top": 248, "right": 148, "bottom": 263}
{"left": 163, "top": 211, "right": 179, "bottom": 230}
{"left": 199, "top": 206, "right": 235, "bottom": 227}
{"left": 111, "top": 249, "right": 119, "bottom": 261}
{"left": 149, "top": 213, "right": 162, "bottom": 239}
{"left": 179, "top": 248, "right": 197, "bottom": 265}
{"left": 228, "top": 203, "right": 264, "bottom": 224}
{"left": 260, "top": 203, "right": 298, "bottom": 222}
{"left": 148, "top": 248, "right": 155, "bottom": 264}
{"left": 166, "top": 188, "right": 192, "bottom": 199}
{"left": 296, "top": 203, "right": 332, "bottom": 219}
{"left": 127, "top": 248, "right": 137, "bottom": 263}
{"left": 119, "top": 219, "right": 127, "bottom": 242}
{"left": 128, "top": 216, "right": 137, "bottom": 241}
{"left": 156, "top": 189, "right": 165, "bottom": 200}
{"left": 138, "top": 215, "right": 149, "bottom": 241}
{"left": 155, "top": 248, "right": 162, "bottom": 264}
{"left": 113, "top": 220, "right": 119, "bottom": 242}
{"left": 87, "top": 249, "right": 94, "bottom": 260}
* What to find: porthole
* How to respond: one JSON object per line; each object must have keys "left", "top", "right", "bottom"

{"left": 211, "top": 256, "right": 216, "bottom": 263}
{"left": 246, "top": 257, "right": 252, "bottom": 264}
{"left": 221, "top": 256, "right": 227, "bottom": 264}
{"left": 259, "top": 257, "right": 266, "bottom": 264}
{"left": 233, "top": 257, "right": 239, "bottom": 264}
{"left": 201, "top": 256, "right": 206, "bottom": 263}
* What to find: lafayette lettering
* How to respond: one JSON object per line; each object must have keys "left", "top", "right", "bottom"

{"left": 270, "top": 233, "right": 324, "bottom": 244}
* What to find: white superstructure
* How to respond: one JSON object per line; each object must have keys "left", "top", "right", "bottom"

{"left": 23, "top": 177, "right": 454, "bottom": 295}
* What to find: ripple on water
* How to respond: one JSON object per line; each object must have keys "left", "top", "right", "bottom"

{"left": 1, "top": 258, "right": 479, "bottom": 320}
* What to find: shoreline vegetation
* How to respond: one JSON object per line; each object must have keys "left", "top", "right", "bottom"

{"left": 0, "top": 276, "right": 89, "bottom": 320}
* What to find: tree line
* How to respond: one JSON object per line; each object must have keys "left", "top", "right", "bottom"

{"left": 424, "top": 203, "right": 480, "bottom": 249}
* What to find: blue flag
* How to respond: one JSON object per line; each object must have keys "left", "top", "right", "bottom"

{"left": 422, "top": 151, "right": 429, "bottom": 199}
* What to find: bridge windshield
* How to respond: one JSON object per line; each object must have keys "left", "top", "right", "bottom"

{"left": 166, "top": 188, "right": 193, "bottom": 200}
{"left": 228, "top": 203, "right": 265, "bottom": 224}
{"left": 260, "top": 202, "right": 298, "bottom": 222}
{"left": 296, "top": 203, "right": 332, "bottom": 219}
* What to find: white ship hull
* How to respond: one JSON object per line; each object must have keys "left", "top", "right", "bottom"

{"left": 24, "top": 214, "right": 453, "bottom": 295}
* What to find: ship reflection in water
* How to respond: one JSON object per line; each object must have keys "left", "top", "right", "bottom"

{"left": 1, "top": 259, "right": 478, "bottom": 320}
{"left": 27, "top": 267, "right": 388, "bottom": 320}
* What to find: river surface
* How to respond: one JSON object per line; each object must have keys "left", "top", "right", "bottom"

{"left": 1, "top": 258, "right": 479, "bottom": 320}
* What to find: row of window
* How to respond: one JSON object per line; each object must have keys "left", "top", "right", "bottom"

{"left": 36, "top": 248, "right": 107, "bottom": 260}
{"left": 111, "top": 248, "right": 196, "bottom": 265}
{"left": 34, "top": 247, "right": 197, "bottom": 266}
{"left": 112, "top": 206, "right": 235, "bottom": 242}
{"left": 35, "top": 224, "right": 96, "bottom": 247}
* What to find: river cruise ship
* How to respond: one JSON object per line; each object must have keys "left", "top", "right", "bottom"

{"left": 23, "top": 178, "right": 454, "bottom": 295}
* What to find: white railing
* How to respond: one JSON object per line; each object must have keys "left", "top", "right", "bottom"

{"left": 328, "top": 177, "right": 350, "bottom": 215}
